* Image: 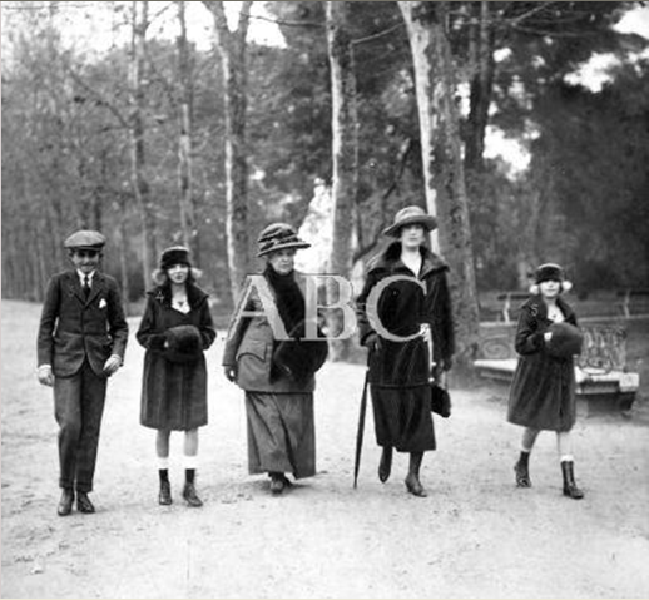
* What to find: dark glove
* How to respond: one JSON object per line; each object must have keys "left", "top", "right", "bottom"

{"left": 441, "top": 357, "right": 453, "bottom": 372}
{"left": 148, "top": 333, "right": 168, "bottom": 351}
{"left": 364, "top": 333, "right": 382, "bottom": 354}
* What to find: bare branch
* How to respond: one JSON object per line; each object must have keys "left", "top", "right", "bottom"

{"left": 504, "top": 2, "right": 557, "bottom": 27}
{"left": 64, "top": 67, "right": 129, "bottom": 129}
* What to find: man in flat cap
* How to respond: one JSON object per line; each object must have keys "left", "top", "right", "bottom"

{"left": 37, "top": 229, "right": 128, "bottom": 516}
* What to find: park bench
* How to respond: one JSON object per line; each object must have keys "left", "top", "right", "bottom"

{"left": 478, "top": 291, "right": 530, "bottom": 323}
{"left": 616, "top": 289, "right": 649, "bottom": 318}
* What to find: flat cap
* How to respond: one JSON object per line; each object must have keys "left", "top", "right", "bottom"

{"left": 64, "top": 230, "right": 106, "bottom": 249}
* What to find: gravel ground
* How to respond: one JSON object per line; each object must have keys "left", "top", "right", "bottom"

{"left": 1, "top": 300, "right": 648, "bottom": 599}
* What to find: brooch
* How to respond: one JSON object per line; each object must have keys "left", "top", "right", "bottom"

{"left": 99, "top": 298, "right": 107, "bottom": 309}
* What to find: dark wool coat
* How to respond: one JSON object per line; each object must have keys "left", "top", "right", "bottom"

{"left": 136, "top": 287, "right": 216, "bottom": 430}
{"left": 38, "top": 270, "right": 128, "bottom": 377}
{"left": 223, "top": 272, "right": 321, "bottom": 393}
{"left": 507, "top": 295, "right": 578, "bottom": 432}
{"left": 356, "top": 243, "right": 455, "bottom": 388}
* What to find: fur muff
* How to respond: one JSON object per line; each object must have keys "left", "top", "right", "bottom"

{"left": 272, "top": 320, "right": 328, "bottom": 384}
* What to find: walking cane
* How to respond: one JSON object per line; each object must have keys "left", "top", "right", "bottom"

{"left": 353, "top": 366, "right": 370, "bottom": 489}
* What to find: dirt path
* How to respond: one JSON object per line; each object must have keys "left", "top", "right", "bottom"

{"left": 2, "top": 300, "right": 648, "bottom": 599}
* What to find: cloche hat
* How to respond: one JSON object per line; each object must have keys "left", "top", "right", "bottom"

{"left": 529, "top": 262, "right": 572, "bottom": 294}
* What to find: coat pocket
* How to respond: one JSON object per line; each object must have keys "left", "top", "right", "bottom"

{"left": 236, "top": 340, "right": 271, "bottom": 388}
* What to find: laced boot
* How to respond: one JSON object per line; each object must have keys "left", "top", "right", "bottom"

{"left": 561, "top": 461, "right": 584, "bottom": 500}
{"left": 159, "top": 480, "right": 172, "bottom": 506}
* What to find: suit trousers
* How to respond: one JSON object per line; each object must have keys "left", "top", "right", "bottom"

{"left": 54, "top": 360, "right": 107, "bottom": 492}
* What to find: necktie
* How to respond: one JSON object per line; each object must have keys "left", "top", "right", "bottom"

{"left": 83, "top": 274, "right": 90, "bottom": 299}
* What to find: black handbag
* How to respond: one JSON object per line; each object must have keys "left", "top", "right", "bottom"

{"left": 430, "top": 384, "right": 451, "bottom": 418}
{"left": 429, "top": 370, "right": 451, "bottom": 418}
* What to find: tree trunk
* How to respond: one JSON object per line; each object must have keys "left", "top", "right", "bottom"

{"left": 398, "top": 1, "right": 442, "bottom": 253}
{"left": 119, "top": 192, "right": 132, "bottom": 316}
{"left": 203, "top": 0, "right": 253, "bottom": 304}
{"left": 464, "top": 0, "right": 495, "bottom": 174}
{"left": 326, "top": 1, "right": 355, "bottom": 360}
{"left": 130, "top": 0, "right": 155, "bottom": 293}
{"left": 177, "top": 0, "right": 195, "bottom": 255}
{"left": 399, "top": 0, "right": 481, "bottom": 368}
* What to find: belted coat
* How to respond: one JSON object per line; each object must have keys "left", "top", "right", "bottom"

{"left": 507, "top": 295, "right": 578, "bottom": 432}
{"left": 37, "top": 270, "right": 128, "bottom": 377}
{"left": 356, "top": 242, "right": 455, "bottom": 387}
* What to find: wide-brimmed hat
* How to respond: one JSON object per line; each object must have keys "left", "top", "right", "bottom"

{"left": 529, "top": 262, "right": 572, "bottom": 293}
{"left": 382, "top": 205, "right": 437, "bottom": 237}
{"left": 257, "top": 223, "right": 311, "bottom": 257}
{"left": 64, "top": 230, "right": 105, "bottom": 250}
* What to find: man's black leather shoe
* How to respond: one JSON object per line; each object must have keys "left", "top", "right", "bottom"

{"left": 76, "top": 492, "right": 95, "bottom": 514}
{"left": 57, "top": 490, "right": 74, "bottom": 517}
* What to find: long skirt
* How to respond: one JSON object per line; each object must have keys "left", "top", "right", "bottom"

{"left": 371, "top": 385, "right": 436, "bottom": 452}
{"left": 245, "top": 392, "right": 316, "bottom": 478}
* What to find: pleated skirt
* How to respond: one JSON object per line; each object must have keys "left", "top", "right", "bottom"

{"left": 245, "top": 392, "right": 316, "bottom": 478}
{"left": 370, "top": 385, "right": 436, "bottom": 452}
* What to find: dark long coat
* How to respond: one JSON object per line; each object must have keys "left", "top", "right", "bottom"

{"left": 356, "top": 243, "right": 454, "bottom": 452}
{"left": 37, "top": 270, "right": 129, "bottom": 377}
{"left": 357, "top": 243, "right": 455, "bottom": 386}
{"left": 136, "top": 287, "right": 216, "bottom": 430}
{"left": 507, "top": 295, "right": 578, "bottom": 432}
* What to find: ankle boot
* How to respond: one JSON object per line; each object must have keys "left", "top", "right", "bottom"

{"left": 159, "top": 480, "right": 172, "bottom": 505}
{"left": 378, "top": 447, "right": 393, "bottom": 483}
{"left": 270, "top": 472, "right": 284, "bottom": 495}
{"left": 515, "top": 451, "right": 531, "bottom": 488}
{"left": 182, "top": 483, "right": 203, "bottom": 507}
{"left": 561, "top": 461, "right": 584, "bottom": 500}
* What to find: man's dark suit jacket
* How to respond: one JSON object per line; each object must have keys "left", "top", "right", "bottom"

{"left": 37, "top": 270, "right": 128, "bottom": 378}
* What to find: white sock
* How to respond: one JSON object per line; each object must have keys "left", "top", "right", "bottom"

{"left": 560, "top": 455, "right": 574, "bottom": 463}
{"left": 184, "top": 455, "right": 198, "bottom": 470}
{"left": 157, "top": 456, "right": 170, "bottom": 470}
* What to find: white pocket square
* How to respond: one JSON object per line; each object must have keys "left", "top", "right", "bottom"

{"left": 99, "top": 298, "right": 107, "bottom": 309}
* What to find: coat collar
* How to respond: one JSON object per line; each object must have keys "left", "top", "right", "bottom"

{"left": 525, "top": 294, "right": 574, "bottom": 322}
{"left": 150, "top": 284, "right": 208, "bottom": 309}
{"left": 368, "top": 242, "right": 449, "bottom": 278}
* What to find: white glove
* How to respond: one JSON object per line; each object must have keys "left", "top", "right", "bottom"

{"left": 544, "top": 332, "right": 553, "bottom": 343}
{"left": 103, "top": 354, "right": 121, "bottom": 375}
{"left": 37, "top": 365, "right": 55, "bottom": 387}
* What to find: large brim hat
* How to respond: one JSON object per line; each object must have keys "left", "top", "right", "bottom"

{"left": 529, "top": 262, "right": 572, "bottom": 294}
{"left": 64, "top": 230, "right": 105, "bottom": 250}
{"left": 257, "top": 223, "right": 311, "bottom": 257}
{"left": 382, "top": 205, "right": 437, "bottom": 237}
